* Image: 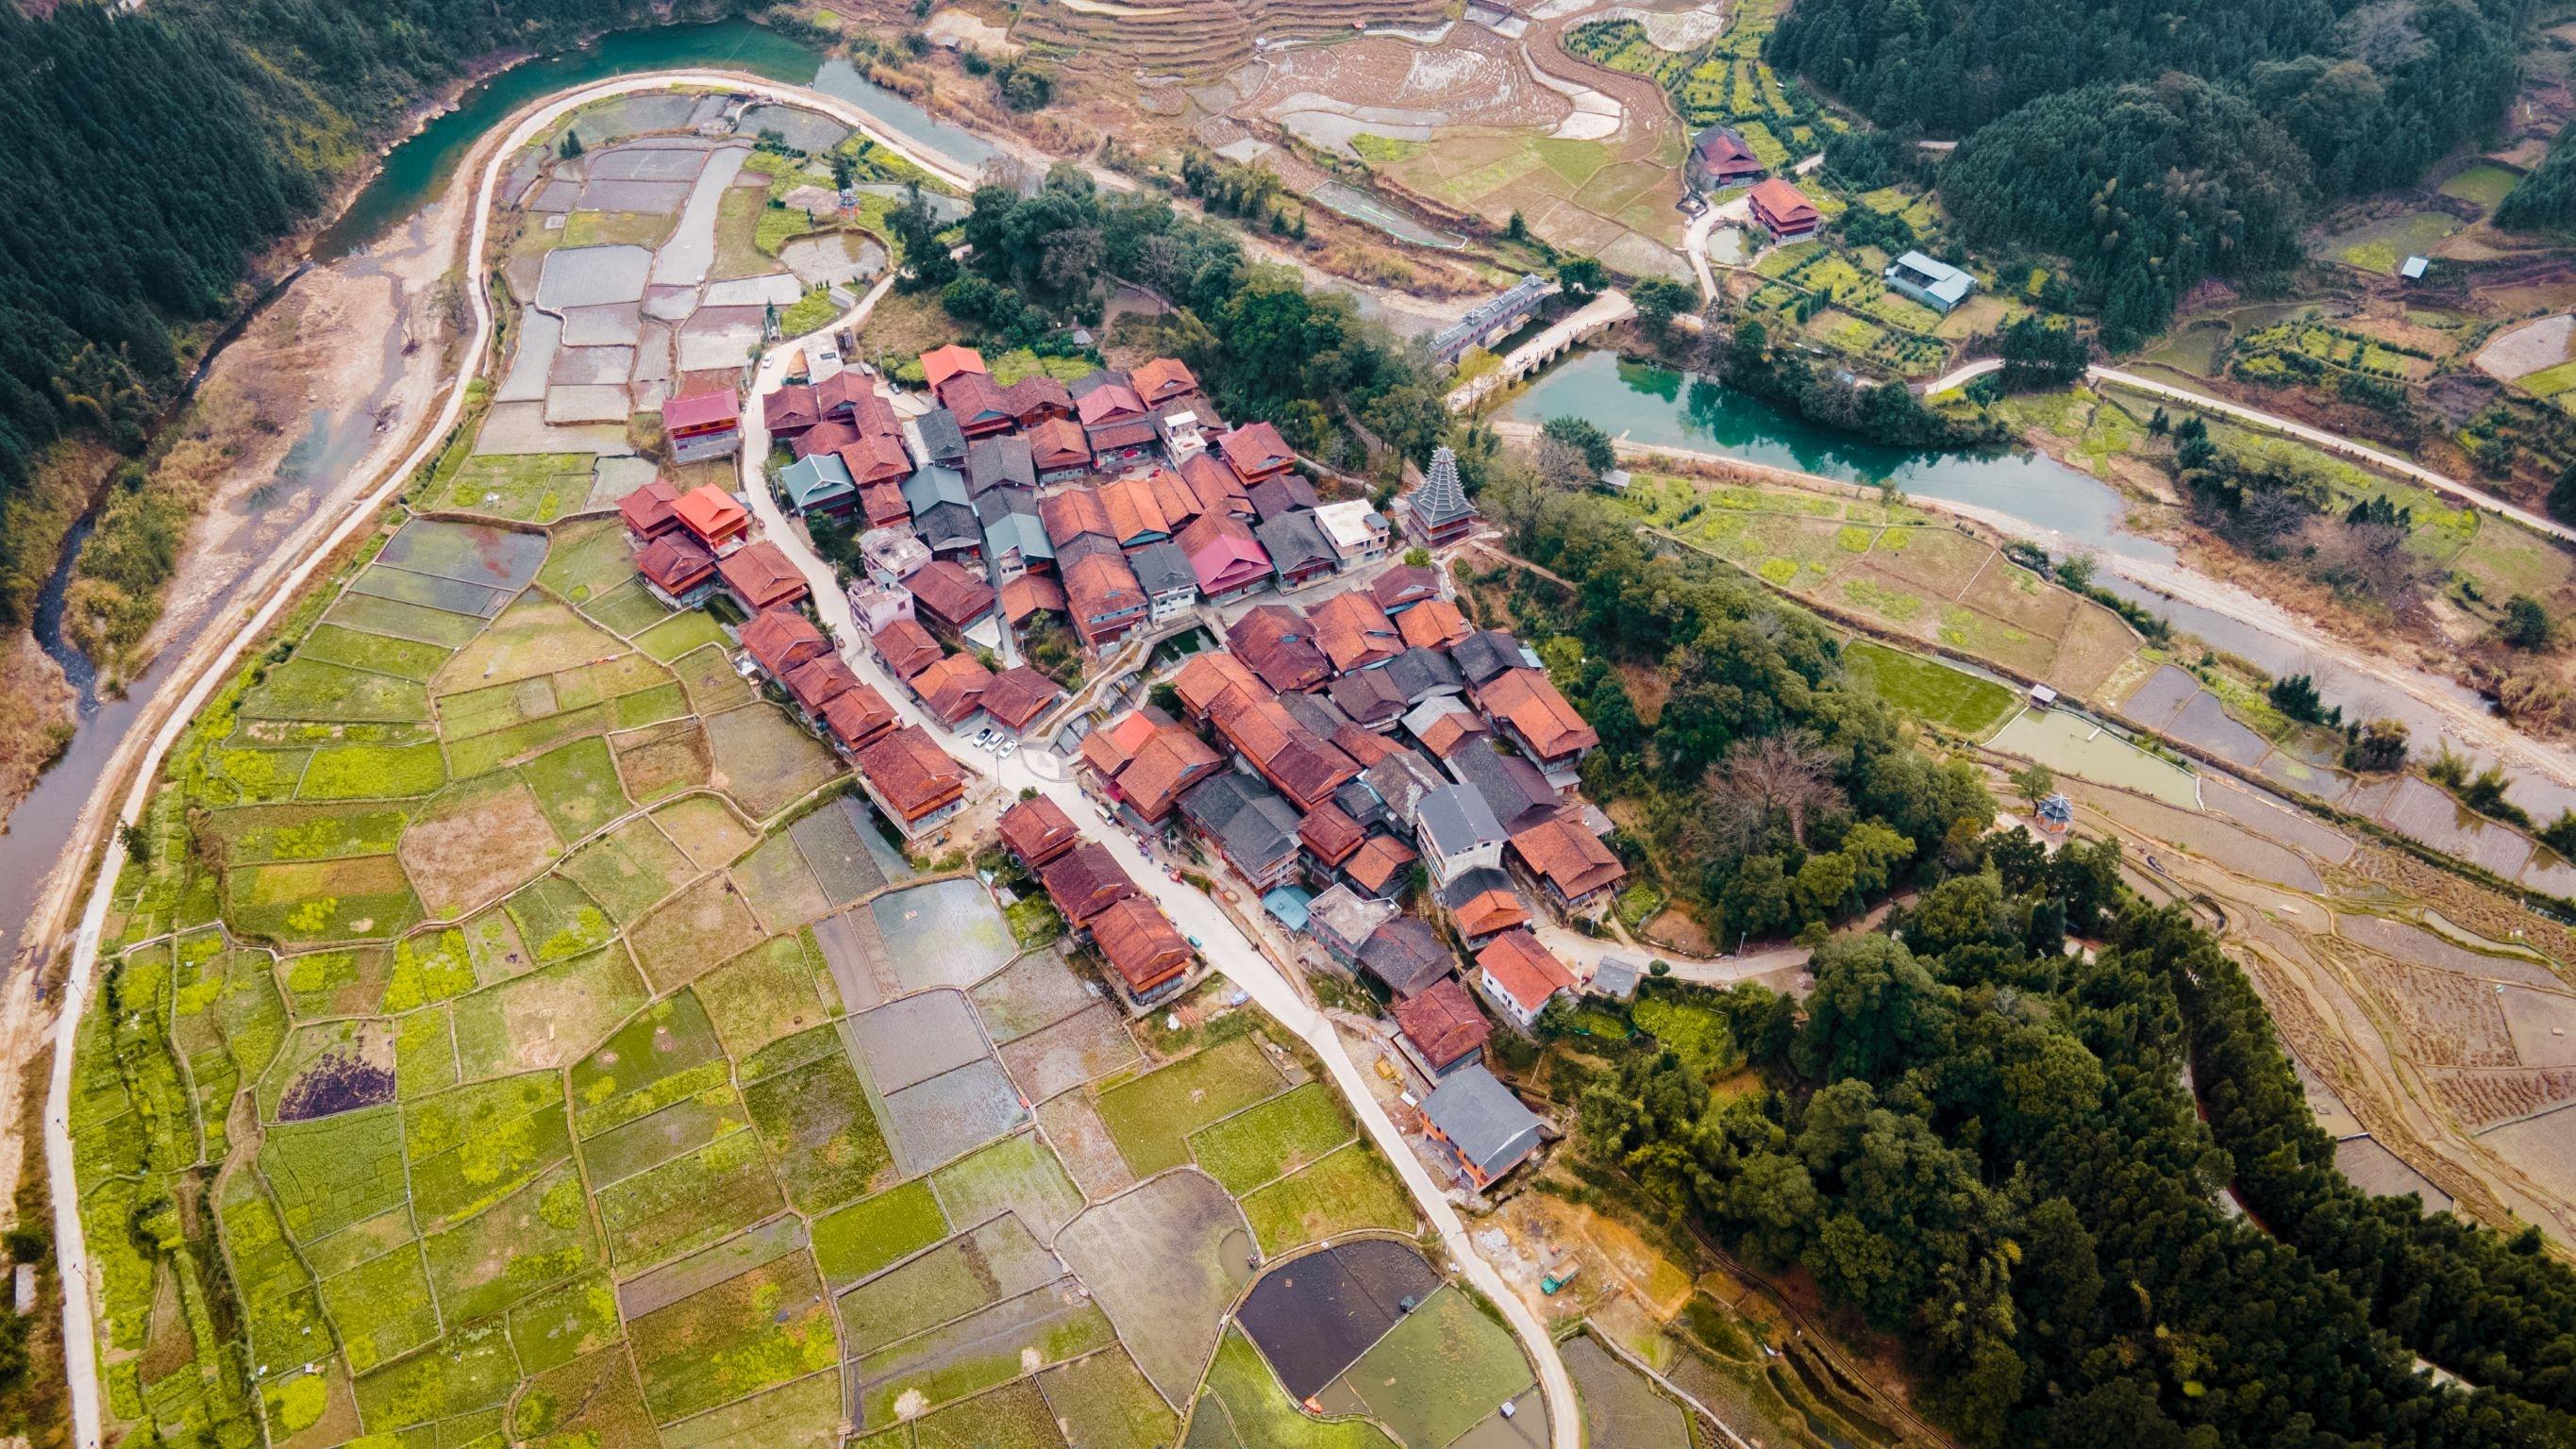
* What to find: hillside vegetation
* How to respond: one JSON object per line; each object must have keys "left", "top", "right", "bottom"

{"left": 0, "top": 0, "right": 705, "bottom": 614}
{"left": 1766, "top": 0, "right": 2529, "bottom": 343}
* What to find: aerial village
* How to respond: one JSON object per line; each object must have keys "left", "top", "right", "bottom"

{"left": 610, "top": 325, "right": 1633, "bottom": 1197}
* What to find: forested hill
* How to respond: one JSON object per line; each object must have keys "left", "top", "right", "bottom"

{"left": 1767, "top": 0, "right": 2530, "bottom": 344}
{"left": 0, "top": 0, "right": 693, "bottom": 614}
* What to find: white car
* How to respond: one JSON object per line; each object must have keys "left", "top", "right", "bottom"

{"left": 995, "top": 739, "right": 1018, "bottom": 759}
{"left": 971, "top": 728, "right": 996, "bottom": 749}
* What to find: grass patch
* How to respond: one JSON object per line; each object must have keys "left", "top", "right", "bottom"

{"left": 637, "top": 608, "right": 731, "bottom": 663}
{"left": 519, "top": 734, "right": 634, "bottom": 843}
{"left": 1096, "top": 1036, "right": 1287, "bottom": 1177}
{"left": 1839, "top": 639, "right": 2017, "bottom": 738}
{"left": 1201, "top": 1327, "right": 1396, "bottom": 1449}
{"left": 812, "top": 1180, "right": 949, "bottom": 1286}
{"left": 298, "top": 741, "right": 447, "bottom": 800}
{"left": 1238, "top": 1141, "right": 1415, "bottom": 1254}
{"left": 742, "top": 1042, "right": 893, "bottom": 1212}
{"left": 1189, "top": 1083, "right": 1353, "bottom": 1195}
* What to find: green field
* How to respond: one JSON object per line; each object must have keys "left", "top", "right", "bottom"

{"left": 1839, "top": 640, "right": 2018, "bottom": 740}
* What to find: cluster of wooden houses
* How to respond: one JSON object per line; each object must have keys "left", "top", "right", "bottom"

{"left": 1065, "top": 556, "right": 1629, "bottom": 1187}
{"left": 762, "top": 343, "right": 1481, "bottom": 666}
{"left": 997, "top": 795, "right": 1198, "bottom": 1006}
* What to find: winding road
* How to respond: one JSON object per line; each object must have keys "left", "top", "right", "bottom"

{"left": 737, "top": 259, "right": 1585, "bottom": 1449}
{"left": 41, "top": 67, "right": 1577, "bottom": 1449}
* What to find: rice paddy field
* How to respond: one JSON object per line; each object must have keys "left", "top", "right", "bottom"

{"left": 78, "top": 487, "right": 1435, "bottom": 1449}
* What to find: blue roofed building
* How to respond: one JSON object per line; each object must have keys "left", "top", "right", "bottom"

{"left": 1882, "top": 251, "right": 1976, "bottom": 314}
{"left": 778, "top": 452, "right": 857, "bottom": 516}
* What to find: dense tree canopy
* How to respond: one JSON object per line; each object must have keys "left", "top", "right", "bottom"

{"left": 1767, "top": 0, "right": 2529, "bottom": 344}
{"left": 2498, "top": 130, "right": 2576, "bottom": 230}
{"left": 939, "top": 166, "right": 1450, "bottom": 466}
{"left": 0, "top": 0, "right": 687, "bottom": 610}
{"left": 1474, "top": 483, "right": 1996, "bottom": 938}
{"left": 1582, "top": 861, "right": 2576, "bottom": 1446}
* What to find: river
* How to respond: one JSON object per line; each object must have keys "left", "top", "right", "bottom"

{"left": 1504, "top": 349, "right": 2549, "bottom": 789}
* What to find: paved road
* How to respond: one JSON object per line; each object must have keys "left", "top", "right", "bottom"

{"left": 2086, "top": 365, "right": 2576, "bottom": 545}
{"left": 740, "top": 192, "right": 1584, "bottom": 1449}
{"left": 1922, "top": 358, "right": 2572, "bottom": 546}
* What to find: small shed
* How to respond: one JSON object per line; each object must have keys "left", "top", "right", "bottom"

{"left": 1590, "top": 955, "right": 1644, "bottom": 1001}
{"left": 2028, "top": 683, "right": 2059, "bottom": 709}
{"left": 2400, "top": 256, "right": 2430, "bottom": 281}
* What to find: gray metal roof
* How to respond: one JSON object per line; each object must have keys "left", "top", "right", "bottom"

{"left": 966, "top": 435, "right": 1036, "bottom": 494}
{"left": 1446, "top": 737, "right": 1559, "bottom": 835}
{"left": 1129, "top": 540, "right": 1196, "bottom": 596}
{"left": 916, "top": 408, "right": 966, "bottom": 461}
{"left": 1381, "top": 647, "right": 1464, "bottom": 703}
{"left": 901, "top": 463, "right": 972, "bottom": 514}
{"left": 1254, "top": 510, "right": 1337, "bottom": 573}
{"left": 1358, "top": 917, "right": 1450, "bottom": 995}
{"left": 1415, "top": 782, "right": 1505, "bottom": 859}
{"left": 1179, "top": 772, "right": 1300, "bottom": 870}
{"left": 1422, "top": 1064, "right": 1543, "bottom": 1176}
{"left": 1448, "top": 629, "right": 1531, "bottom": 687}
{"left": 1590, "top": 955, "right": 1643, "bottom": 1000}
{"left": 912, "top": 500, "right": 980, "bottom": 551}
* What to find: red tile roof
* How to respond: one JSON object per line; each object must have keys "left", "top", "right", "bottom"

{"left": 664, "top": 389, "right": 740, "bottom": 432}
{"left": 764, "top": 382, "right": 821, "bottom": 432}
{"left": 740, "top": 609, "right": 831, "bottom": 677}
{"left": 1179, "top": 452, "right": 1252, "bottom": 519}
{"left": 980, "top": 665, "right": 1063, "bottom": 731}
{"left": 912, "top": 653, "right": 995, "bottom": 725}
{"left": 1040, "top": 840, "right": 1137, "bottom": 924}
{"left": 1080, "top": 709, "right": 1166, "bottom": 777}
{"left": 1477, "top": 927, "right": 1576, "bottom": 1012}
{"left": 782, "top": 653, "right": 861, "bottom": 714}
{"left": 1041, "top": 490, "right": 1115, "bottom": 551}
{"left": 792, "top": 418, "right": 862, "bottom": 461}
{"left": 1481, "top": 668, "right": 1600, "bottom": 760}
{"left": 837, "top": 432, "right": 913, "bottom": 489}
{"left": 1002, "top": 375, "right": 1074, "bottom": 422}
{"left": 820, "top": 682, "right": 897, "bottom": 751}
{"left": 860, "top": 482, "right": 912, "bottom": 529}
{"left": 1097, "top": 473, "right": 1173, "bottom": 542}
{"left": 672, "top": 484, "right": 749, "bottom": 543}
{"left": 1509, "top": 819, "right": 1627, "bottom": 902}
{"left": 1344, "top": 833, "right": 1418, "bottom": 896}
{"left": 1330, "top": 724, "right": 1407, "bottom": 768}
{"left": 1177, "top": 512, "right": 1271, "bottom": 596}
{"left": 999, "top": 574, "right": 1067, "bottom": 625}
{"left": 1112, "top": 727, "right": 1222, "bottom": 823}
{"left": 907, "top": 558, "right": 998, "bottom": 628}
{"left": 1091, "top": 895, "right": 1192, "bottom": 994}
{"left": 1209, "top": 688, "right": 1360, "bottom": 810}
{"left": 1076, "top": 380, "right": 1148, "bottom": 426}
{"left": 1063, "top": 552, "right": 1146, "bottom": 640}
{"left": 857, "top": 725, "right": 966, "bottom": 822}
{"left": 1394, "top": 977, "right": 1491, "bottom": 1067}
{"left": 1227, "top": 605, "right": 1331, "bottom": 693}
{"left": 1029, "top": 416, "right": 1092, "bottom": 472}
{"left": 1748, "top": 177, "right": 1819, "bottom": 232}
{"left": 1172, "top": 652, "right": 1267, "bottom": 719}
{"left": 999, "top": 796, "right": 1080, "bottom": 867}
{"left": 618, "top": 477, "right": 681, "bottom": 536}
{"left": 635, "top": 533, "right": 716, "bottom": 594}
{"left": 1298, "top": 804, "right": 1367, "bottom": 866}
{"left": 1415, "top": 709, "right": 1489, "bottom": 759}
{"left": 1309, "top": 593, "right": 1402, "bottom": 675}
{"left": 717, "top": 541, "right": 810, "bottom": 610}
{"left": 1218, "top": 421, "right": 1296, "bottom": 483}
{"left": 1451, "top": 888, "right": 1532, "bottom": 941}
{"left": 1370, "top": 565, "right": 1440, "bottom": 611}
{"left": 921, "top": 344, "right": 989, "bottom": 391}
{"left": 1129, "top": 357, "right": 1201, "bottom": 407}
{"left": 1397, "top": 598, "right": 1471, "bottom": 651}
{"left": 872, "top": 618, "right": 946, "bottom": 680}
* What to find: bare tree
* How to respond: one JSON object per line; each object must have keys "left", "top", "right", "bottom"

{"left": 2312, "top": 518, "right": 2424, "bottom": 611}
{"left": 1721, "top": 730, "right": 1843, "bottom": 847}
